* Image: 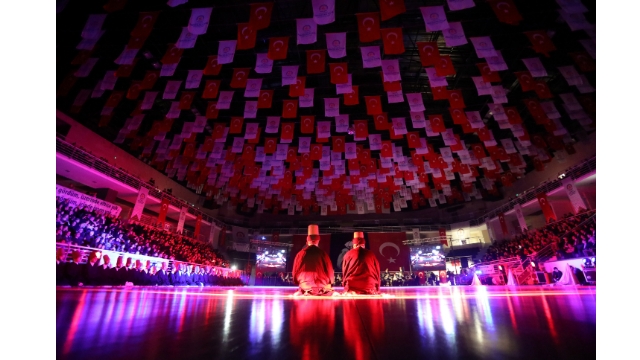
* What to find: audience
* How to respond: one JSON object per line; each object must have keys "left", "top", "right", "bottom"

{"left": 55, "top": 197, "right": 226, "bottom": 267}
{"left": 481, "top": 210, "right": 596, "bottom": 263}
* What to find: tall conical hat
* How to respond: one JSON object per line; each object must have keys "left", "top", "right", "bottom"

{"left": 308, "top": 224, "right": 320, "bottom": 236}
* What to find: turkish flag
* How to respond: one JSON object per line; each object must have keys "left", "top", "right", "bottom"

{"left": 329, "top": 63, "right": 348, "bottom": 84}
{"left": 417, "top": 41, "right": 440, "bottom": 66}
{"left": 570, "top": 51, "right": 596, "bottom": 72}
{"left": 429, "top": 115, "right": 446, "bottom": 133}
{"left": 471, "top": 143, "right": 486, "bottom": 159}
{"left": 504, "top": 107, "right": 523, "bottom": 124}
{"left": 343, "top": 85, "right": 359, "bottom": 105}
{"left": 356, "top": 12, "right": 381, "bottom": 42}
{"left": 161, "top": 44, "right": 183, "bottom": 64}
{"left": 257, "top": 90, "right": 274, "bottom": 108}
{"left": 206, "top": 102, "right": 219, "bottom": 119}
{"left": 126, "top": 81, "right": 142, "bottom": 100}
{"left": 230, "top": 68, "right": 250, "bottom": 88}
{"left": 534, "top": 80, "right": 553, "bottom": 99}
{"left": 365, "top": 96, "right": 382, "bottom": 115}
{"left": 310, "top": 144, "right": 323, "bottom": 160}
{"left": 237, "top": 23, "right": 256, "bottom": 50}
{"left": 372, "top": 114, "right": 389, "bottom": 131}
{"left": 202, "top": 79, "right": 221, "bottom": 99}
{"left": 380, "top": 141, "right": 393, "bottom": 158}
{"left": 264, "top": 138, "right": 277, "bottom": 154}
{"left": 379, "top": 0, "right": 406, "bottom": 21}
{"left": 447, "top": 89, "right": 465, "bottom": 109}
{"left": 282, "top": 123, "right": 295, "bottom": 142}
{"left": 513, "top": 71, "right": 535, "bottom": 92}
{"left": 498, "top": 213, "right": 509, "bottom": 237}
{"left": 434, "top": 228, "right": 446, "bottom": 246}
{"left": 203, "top": 55, "right": 222, "bottom": 75}
{"left": 179, "top": 91, "right": 195, "bottom": 109}
{"left": 140, "top": 70, "right": 159, "bottom": 90}
{"left": 131, "top": 11, "right": 160, "bottom": 38}
{"left": 406, "top": 132, "right": 422, "bottom": 148}
{"left": 289, "top": 76, "right": 306, "bottom": 97}
{"left": 268, "top": 37, "right": 289, "bottom": 60}
{"left": 332, "top": 136, "right": 345, "bottom": 152}
{"left": 525, "top": 30, "right": 556, "bottom": 58}
{"left": 449, "top": 108, "right": 467, "bottom": 125}
{"left": 477, "top": 62, "right": 501, "bottom": 83}
{"left": 282, "top": 99, "right": 298, "bottom": 118}
{"left": 103, "top": 0, "right": 127, "bottom": 12}
{"left": 354, "top": 120, "right": 368, "bottom": 139}
{"left": 105, "top": 91, "right": 124, "bottom": 108}
{"left": 158, "top": 198, "right": 171, "bottom": 227}
{"left": 431, "top": 86, "right": 448, "bottom": 100}
{"left": 306, "top": 50, "right": 326, "bottom": 74}
{"left": 435, "top": 55, "right": 456, "bottom": 77}
{"left": 381, "top": 28, "right": 404, "bottom": 54}
{"left": 301, "top": 115, "right": 315, "bottom": 134}
{"left": 537, "top": 193, "right": 557, "bottom": 223}
{"left": 229, "top": 117, "right": 244, "bottom": 134}
{"left": 488, "top": 0, "right": 523, "bottom": 25}
{"left": 249, "top": 2, "right": 273, "bottom": 30}
{"left": 368, "top": 232, "right": 410, "bottom": 271}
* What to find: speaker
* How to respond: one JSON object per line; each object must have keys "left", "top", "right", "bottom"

{"left": 461, "top": 258, "right": 469, "bottom": 269}
{"left": 583, "top": 268, "right": 596, "bottom": 283}
{"left": 536, "top": 271, "right": 547, "bottom": 284}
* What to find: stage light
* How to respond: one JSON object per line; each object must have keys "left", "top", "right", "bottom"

{"left": 280, "top": 249, "right": 285, "bottom": 253}
{"left": 530, "top": 262, "right": 536, "bottom": 268}
{"left": 499, "top": 265, "right": 503, "bottom": 271}
{"left": 265, "top": 251, "right": 269, "bottom": 255}
{"left": 262, "top": 236, "right": 266, "bottom": 240}
{"left": 436, "top": 246, "right": 441, "bottom": 249}
{"left": 475, "top": 270, "right": 482, "bottom": 275}
{"left": 591, "top": 257, "right": 596, "bottom": 265}
{"left": 418, "top": 251, "right": 422, "bottom": 255}
{"left": 231, "top": 265, "right": 237, "bottom": 270}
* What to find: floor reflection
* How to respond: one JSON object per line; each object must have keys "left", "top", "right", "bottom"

{"left": 57, "top": 286, "right": 596, "bottom": 360}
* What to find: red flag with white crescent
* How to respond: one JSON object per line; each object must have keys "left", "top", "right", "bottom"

{"left": 537, "top": 193, "right": 557, "bottom": 223}
{"left": 368, "top": 232, "right": 410, "bottom": 271}
{"left": 498, "top": 213, "right": 509, "bottom": 237}
{"left": 158, "top": 198, "right": 171, "bottom": 227}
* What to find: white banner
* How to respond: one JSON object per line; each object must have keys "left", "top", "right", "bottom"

{"left": 412, "top": 228, "right": 420, "bottom": 240}
{"left": 176, "top": 207, "right": 188, "bottom": 233}
{"left": 563, "top": 178, "right": 587, "bottom": 213}
{"left": 130, "top": 187, "right": 148, "bottom": 220}
{"left": 233, "top": 242, "right": 251, "bottom": 252}
{"left": 450, "top": 221, "right": 470, "bottom": 241}
{"left": 232, "top": 226, "right": 248, "bottom": 243}
{"left": 56, "top": 185, "right": 122, "bottom": 216}
{"left": 513, "top": 203, "right": 528, "bottom": 232}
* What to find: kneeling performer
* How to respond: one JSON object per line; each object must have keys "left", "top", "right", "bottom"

{"left": 342, "top": 232, "right": 381, "bottom": 295}
{"left": 292, "top": 225, "right": 335, "bottom": 296}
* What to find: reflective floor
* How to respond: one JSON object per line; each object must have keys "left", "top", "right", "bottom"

{"left": 57, "top": 285, "right": 596, "bottom": 360}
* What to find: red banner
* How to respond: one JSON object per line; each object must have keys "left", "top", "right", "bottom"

{"left": 367, "top": 232, "right": 410, "bottom": 272}
{"left": 158, "top": 198, "right": 170, "bottom": 227}
{"left": 194, "top": 215, "right": 202, "bottom": 237}
{"left": 537, "top": 193, "right": 557, "bottom": 223}
{"left": 438, "top": 228, "right": 448, "bottom": 246}
{"left": 498, "top": 212, "right": 509, "bottom": 237}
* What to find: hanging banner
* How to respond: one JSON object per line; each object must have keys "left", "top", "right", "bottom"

{"left": 129, "top": 187, "right": 148, "bottom": 220}
{"left": 232, "top": 226, "right": 248, "bottom": 243}
{"left": 158, "top": 198, "right": 171, "bottom": 227}
{"left": 562, "top": 177, "right": 587, "bottom": 213}
{"left": 513, "top": 204, "right": 528, "bottom": 232}
{"left": 368, "top": 232, "right": 411, "bottom": 271}
{"left": 536, "top": 193, "right": 557, "bottom": 223}
{"left": 176, "top": 206, "right": 188, "bottom": 233}
{"left": 412, "top": 228, "right": 420, "bottom": 240}
{"left": 497, "top": 213, "right": 509, "bottom": 237}
{"left": 450, "top": 221, "right": 470, "bottom": 241}
{"left": 438, "top": 228, "right": 448, "bottom": 246}
{"left": 56, "top": 184, "right": 122, "bottom": 216}
{"left": 194, "top": 215, "right": 203, "bottom": 238}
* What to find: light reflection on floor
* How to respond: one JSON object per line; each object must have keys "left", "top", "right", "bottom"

{"left": 57, "top": 285, "right": 596, "bottom": 360}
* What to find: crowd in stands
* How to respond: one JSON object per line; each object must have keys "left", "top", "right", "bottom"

{"left": 481, "top": 209, "right": 596, "bottom": 263}
{"left": 56, "top": 248, "right": 244, "bottom": 287}
{"left": 55, "top": 197, "right": 226, "bottom": 267}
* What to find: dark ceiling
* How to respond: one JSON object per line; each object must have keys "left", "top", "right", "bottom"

{"left": 56, "top": 0, "right": 596, "bottom": 217}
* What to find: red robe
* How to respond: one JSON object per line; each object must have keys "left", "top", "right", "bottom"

{"left": 341, "top": 247, "right": 381, "bottom": 294}
{"left": 292, "top": 245, "right": 334, "bottom": 294}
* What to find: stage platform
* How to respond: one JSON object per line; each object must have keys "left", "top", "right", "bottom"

{"left": 57, "top": 285, "right": 596, "bottom": 360}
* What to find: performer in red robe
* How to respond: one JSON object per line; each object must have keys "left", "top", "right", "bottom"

{"left": 341, "top": 232, "right": 381, "bottom": 295}
{"left": 292, "top": 224, "right": 335, "bottom": 296}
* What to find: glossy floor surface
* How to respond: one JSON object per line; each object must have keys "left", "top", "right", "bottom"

{"left": 57, "top": 285, "right": 596, "bottom": 360}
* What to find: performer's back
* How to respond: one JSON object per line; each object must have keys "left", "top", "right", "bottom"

{"left": 342, "top": 246, "right": 381, "bottom": 294}
{"left": 292, "top": 245, "right": 334, "bottom": 294}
